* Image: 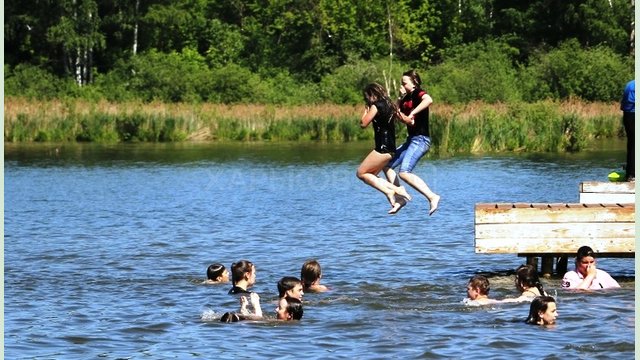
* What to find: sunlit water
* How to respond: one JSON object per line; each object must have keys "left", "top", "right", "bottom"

{"left": 5, "top": 142, "right": 635, "bottom": 359}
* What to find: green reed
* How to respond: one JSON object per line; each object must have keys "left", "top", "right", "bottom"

{"left": 5, "top": 98, "right": 623, "bottom": 154}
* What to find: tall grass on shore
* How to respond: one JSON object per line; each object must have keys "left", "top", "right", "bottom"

{"left": 5, "top": 97, "right": 622, "bottom": 153}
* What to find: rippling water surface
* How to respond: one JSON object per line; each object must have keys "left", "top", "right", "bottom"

{"left": 5, "top": 142, "right": 635, "bottom": 359}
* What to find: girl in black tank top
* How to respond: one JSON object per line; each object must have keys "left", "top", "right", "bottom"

{"left": 356, "top": 83, "right": 412, "bottom": 215}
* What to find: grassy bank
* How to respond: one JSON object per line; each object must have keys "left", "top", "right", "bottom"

{"left": 4, "top": 97, "right": 623, "bottom": 154}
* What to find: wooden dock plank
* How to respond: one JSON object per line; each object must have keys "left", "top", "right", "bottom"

{"left": 475, "top": 237, "right": 635, "bottom": 254}
{"left": 475, "top": 203, "right": 635, "bottom": 224}
{"left": 579, "top": 193, "right": 636, "bottom": 204}
{"left": 475, "top": 222, "right": 635, "bottom": 239}
{"left": 474, "top": 202, "right": 636, "bottom": 260}
{"left": 579, "top": 181, "right": 635, "bottom": 204}
{"left": 580, "top": 181, "right": 635, "bottom": 193}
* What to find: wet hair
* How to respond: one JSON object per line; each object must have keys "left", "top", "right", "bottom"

{"left": 525, "top": 296, "right": 556, "bottom": 325}
{"left": 207, "top": 263, "right": 226, "bottom": 281}
{"left": 402, "top": 69, "right": 422, "bottom": 88}
{"left": 230, "top": 260, "right": 254, "bottom": 287}
{"left": 220, "top": 312, "right": 240, "bottom": 323}
{"left": 277, "top": 276, "right": 302, "bottom": 298}
{"left": 286, "top": 298, "right": 304, "bottom": 320}
{"left": 576, "top": 245, "right": 596, "bottom": 263}
{"left": 363, "top": 83, "right": 389, "bottom": 105}
{"left": 363, "top": 83, "right": 400, "bottom": 122}
{"left": 515, "top": 264, "right": 547, "bottom": 296}
{"left": 468, "top": 275, "right": 490, "bottom": 295}
{"left": 301, "top": 259, "right": 322, "bottom": 289}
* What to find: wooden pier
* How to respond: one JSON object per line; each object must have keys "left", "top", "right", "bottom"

{"left": 579, "top": 181, "right": 635, "bottom": 204}
{"left": 474, "top": 201, "right": 635, "bottom": 276}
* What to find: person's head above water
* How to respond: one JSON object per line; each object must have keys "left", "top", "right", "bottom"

{"left": 301, "top": 259, "right": 321, "bottom": 284}
{"left": 525, "top": 296, "right": 558, "bottom": 326}
{"left": 230, "top": 260, "right": 256, "bottom": 288}
{"left": 206, "top": 263, "right": 229, "bottom": 283}
{"left": 514, "top": 264, "right": 545, "bottom": 295}
{"left": 574, "top": 246, "right": 597, "bottom": 277}
{"left": 277, "top": 276, "right": 303, "bottom": 300}
{"left": 467, "top": 275, "right": 490, "bottom": 299}
{"left": 276, "top": 297, "right": 304, "bottom": 321}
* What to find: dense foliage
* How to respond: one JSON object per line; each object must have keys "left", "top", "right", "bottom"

{"left": 5, "top": 0, "right": 634, "bottom": 104}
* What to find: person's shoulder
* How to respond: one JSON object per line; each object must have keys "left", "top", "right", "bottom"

{"left": 595, "top": 268, "right": 616, "bottom": 280}
{"left": 306, "top": 284, "right": 330, "bottom": 293}
{"left": 561, "top": 270, "right": 580, "bottom": 288}
{"left": 228, "top": 286, "right": 252, "bottom": 294}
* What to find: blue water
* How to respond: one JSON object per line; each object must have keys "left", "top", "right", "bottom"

{"left": 4, "top": 142, "right": 635, "bottom": 359}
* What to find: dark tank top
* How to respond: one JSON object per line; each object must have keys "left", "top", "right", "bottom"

{"left": 372, "top": 99, "right": 396, "bottom": 154}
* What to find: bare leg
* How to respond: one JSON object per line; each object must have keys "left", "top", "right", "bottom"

{"left": 383, "top": 166, "right": 412, "bottom": 200}
{"left": 357, "top": 151, "right": 411, "bottom": 208}
{"left": 384, "top": 167, "right": 400, "bottom": 187}
{"left": 399, "top": 172, "right": 440, "bottom": 215}
{"left": 384, "top": 167, "right": 408, "bottom": 214}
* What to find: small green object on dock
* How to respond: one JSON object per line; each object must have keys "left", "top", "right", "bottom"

{"left": 608, "top": 170, "right": 626, "bottom": 182}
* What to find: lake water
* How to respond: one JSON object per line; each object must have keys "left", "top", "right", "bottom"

{"left": 4, "top": 141, "right": 635, "bottom": 359}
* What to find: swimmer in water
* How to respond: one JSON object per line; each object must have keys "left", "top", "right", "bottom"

{"left": 465, "top": 275, "right": 500, "bottom": 305}
{"left": 525, "top": 296, "right": 558, "bottom": 326}
{"left": 204, "top": 263, "right": 229, "bottom": 284}
{"left": 220, "top": 291, "right": 303, "bottom": 322}
{"left": 502, "top": 264, "right": 548, "bottom": 303}
{"left": 300, "top": 259, "right": 329, "bottom": 293}
{"left": 228, "top": 260, "right": 256, "bottom": 295}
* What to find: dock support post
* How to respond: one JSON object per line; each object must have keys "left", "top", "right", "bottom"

{"left": 526, "top": 256, "right": 538, "bottom": 271}
{"left": 556, "top": 256, "right": 568, "bottom": 275}
{"left": 541, "top": 256, "right": 554, "bottom": 278}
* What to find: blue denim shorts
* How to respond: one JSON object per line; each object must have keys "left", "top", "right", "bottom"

{"left": 387, "top": 135, "right": 431, "bottom": 173}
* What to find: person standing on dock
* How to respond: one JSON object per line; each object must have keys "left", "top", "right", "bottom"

{"left": 561, "top": 246, "right": 620, "bottom": 290}
{"left": 384, "top": 69, "right": 440, "bottom": 215}
{"left": 620, "top": 79, "right": 634, "bottom": 181}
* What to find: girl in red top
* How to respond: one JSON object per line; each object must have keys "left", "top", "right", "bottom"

{"left": 385, "top": 70, "right": 440, "bottom": 215}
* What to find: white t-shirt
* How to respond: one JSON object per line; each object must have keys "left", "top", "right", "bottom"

{"left": 561, "top": 269, "right": 620, "bottom": 289}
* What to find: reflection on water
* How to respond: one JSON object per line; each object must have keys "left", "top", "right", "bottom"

{"left": 4, "top": 142, "right": 634, "bottom": 359}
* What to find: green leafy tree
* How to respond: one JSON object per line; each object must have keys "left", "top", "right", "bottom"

{"left": 46, "top": 0, "right": 105, "bottom": 85}
{"left": 140, "top": 0, "right": 209, "bottom": 53}
{"left": 521, "top": 39, "right": 633, "bottom": 101}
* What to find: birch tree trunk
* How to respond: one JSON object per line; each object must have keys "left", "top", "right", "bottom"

{"left": 133, "top": 0, "right": 139, "bottom": 55}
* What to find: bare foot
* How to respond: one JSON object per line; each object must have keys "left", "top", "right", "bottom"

{"left": 385, "top": 192, "right": 398, "bottom": 209}
{"left": 396, "top": 186, "right": 412, "bottom": 201}
{"left": 428, "top": 194, "right": 440, "bottom": 216}
{"left": 388, "top": 197, "right": 407, "bottom": 214}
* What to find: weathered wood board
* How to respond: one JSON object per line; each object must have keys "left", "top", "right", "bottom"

{"left": 474, "top": 203, "right": 636, "bottom": 255}
{"left": 579, "top": 181, "right": 635, "bottom": 204}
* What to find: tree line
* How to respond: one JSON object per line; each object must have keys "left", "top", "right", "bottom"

{"left": 5, "top": 0, "right": 635, "bottom": 104}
